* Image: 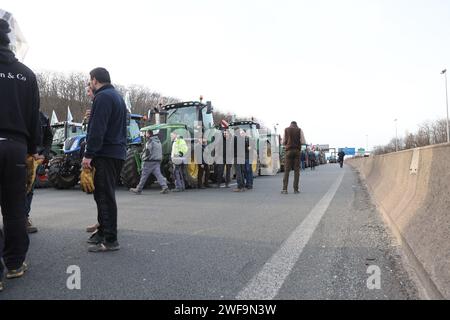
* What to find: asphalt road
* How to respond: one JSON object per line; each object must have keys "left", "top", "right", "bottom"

{"left": 0, "top": 164, "right": 419, "bottom": 300}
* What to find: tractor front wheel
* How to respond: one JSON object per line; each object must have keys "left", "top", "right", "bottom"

{"left": 48, "top": 157, "right": 78, "bottom": 189}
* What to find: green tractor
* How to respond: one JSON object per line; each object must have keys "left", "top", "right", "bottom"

{"left": 120, "top": 100, "right": 216, "bottom": 189}
{"left": 228, "top": 120, "right": 279, "bottom": 176}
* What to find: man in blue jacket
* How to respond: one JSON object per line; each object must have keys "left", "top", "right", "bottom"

{"left": 81, "top": 67, "right": 127, "bottom": 253}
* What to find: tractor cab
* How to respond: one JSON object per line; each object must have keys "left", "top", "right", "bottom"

{"left": 51, "top": 121, "right": 85, "bottom": 156}
{"left": 228, "top": 120, "right": 263, "bottom": 176}
{"left": 127, "top": 113, "right": 145, "bottom": 146}
{"left": 229, "top": 120, "right": 261, "bottom": 140}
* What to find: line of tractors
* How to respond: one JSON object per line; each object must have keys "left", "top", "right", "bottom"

{"left": 36, "top": 99, "right": 283, "bottom": 191}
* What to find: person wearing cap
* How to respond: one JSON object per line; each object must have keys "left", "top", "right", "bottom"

{"left": 130, "top": 129, "right": 169, "bottom": 195}
{"left": 81, "top": 67, "right": 127, "bottom": 253}
{"left": 0, "top": 19, "right": 42, "bottom": 290}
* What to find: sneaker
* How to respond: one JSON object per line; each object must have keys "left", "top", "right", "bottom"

{"left": 26, "top": 218, "right": 38, "bottom": 234}
{"left": 160, "top": 188, "right": 170, "bottom": 194}
{"left": 281, "top": 190, "right": 288, "bottom": 194}
{"left": 129, "top": 188, "right": 142, "bottom": 195}
{"left": 172, "top": 188, "right": 182, "bottom": 192}
{"left": 245, "top": 186, "right": 253, "bottom": 190}
{"left": 294, "top": 190, "right": 300, "bottom": 194}
{"left": 87, "top": 231, "right": 104, "bottom": 244}
{"left": 88, "top": 241, "right": 120, "bottom": 253}
{"left": 6, "top": 263, "right": 28, "bottom": 279}
{"left": 86, "top": 223, "right": 99, "bottom": 233}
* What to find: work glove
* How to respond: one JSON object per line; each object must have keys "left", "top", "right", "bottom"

{"left": 26, "top": 155, "right": 43, "bottom": 194}
{"left": 80, "top": 167, "right": 96, "bottom": 194}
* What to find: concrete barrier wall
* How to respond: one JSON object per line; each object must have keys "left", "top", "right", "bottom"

{"left": 347, "top": 143, "right": 450, "bottom": 299}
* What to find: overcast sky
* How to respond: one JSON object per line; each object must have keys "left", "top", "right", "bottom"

{"left": 3, "top": 0, "right": 450, "bottom": 150}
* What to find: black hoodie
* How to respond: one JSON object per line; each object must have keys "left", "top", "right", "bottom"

{"left": 0, "top": 46, "right": 40, "bottom": 154}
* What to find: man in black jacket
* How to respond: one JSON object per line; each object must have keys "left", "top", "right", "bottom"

{"left": 0, "top": 19, "right": 41, "bottom": 290}
{"left": 215, "top": 129, "right": 232, "bottom": 188}
{"left": 233, "top": 127, "right": 248, "bottom": 192}
{"left": 81, "top": 67, "right": 127, "bottom": 253}
{"left": 25, "top": 111, "right": 53, "bottom": 234}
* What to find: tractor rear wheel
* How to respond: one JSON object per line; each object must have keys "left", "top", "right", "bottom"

{"left": 120, "top": 148, "right": 142, "bottom": 189}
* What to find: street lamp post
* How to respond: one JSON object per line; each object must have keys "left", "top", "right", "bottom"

{"left": 441, "top": 69, "right": 449, "bottom": 143}
{"left": 394, "top": 119, "right": 398, "bottom": 152}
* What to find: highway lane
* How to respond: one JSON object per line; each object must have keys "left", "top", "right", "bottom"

{"left": 0, "top": 164, "right": 418, "bottom": 299}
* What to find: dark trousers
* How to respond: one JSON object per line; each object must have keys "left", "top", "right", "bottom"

{"left": 92, "top": 157, "right": 124, "bottom": 243}
{"left": 216, "top": 164, "right": 232, "bottom": 185}
{"left": 0, "top": 140, "right": 29, "bottom": 278}
{"left": 283, "top": 150, "right": 301, "bottom": 191}
{"left": 198, "top": 164, "right": 210, "bottom": 187}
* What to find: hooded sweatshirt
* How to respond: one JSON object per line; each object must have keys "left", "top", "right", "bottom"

{"left": 142, "top": 135, "right": 163, "bottom": 162}
{"left": 0, "top": 46, "right": 41, "bottom": 154}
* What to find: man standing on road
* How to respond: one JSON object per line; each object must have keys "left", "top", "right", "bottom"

{"left": 308, "top": 149, "right": 316, "bottom": 171}
{"left": 300, "top": 149, "right": 306, "bottom": 171}
{"left": 25, "top": 111, "right": 53, "bottom": 234}
{"left": 215, "top": 128, "right": 233, "bottom": 188}
{"left": 233, "top": 127, "right": 247, "bottom": 192}
{"left": 197, "top": 138, "right": 210, "bottom": 189}
{"left": 81, "top": 67, "right": 127, "bottom": 253}
{"left": 130, "top": 129, "right": 169, "bottom": 195}
{"left": 0, "top": 19, "right": 41, "bottom": 291}
{"left": 171, "top": 132, "right": 188, "bottom": 192}
{"left": 338, "top": 150, "right": 345, "bottom": 168}
{"left": 281, "top": 121, "right": 305, "bottom": 194}
{"left": 243, "top": 129, "right": 254, "bottom": 190}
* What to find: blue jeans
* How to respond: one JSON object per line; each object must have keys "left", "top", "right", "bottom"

{"left": 235, "top": 164, "right": 246, "bottom": 189}
{"left": 244, "top": 160, "right": 253, "bottom": 188}
{"left": 173, "top": 164, "right": 185, "bottom": 190}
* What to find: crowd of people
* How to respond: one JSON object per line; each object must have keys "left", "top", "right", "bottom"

{"left": 129, "top": 126, "right": 256, "bottom": 195}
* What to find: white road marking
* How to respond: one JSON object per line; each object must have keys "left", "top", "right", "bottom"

{"left": 236, "top": 171, "right": 345, "bottom": 300}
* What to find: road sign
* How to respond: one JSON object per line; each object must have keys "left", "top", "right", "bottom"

{"left": 358, "top": 148, "right": 365, "bottom": 155}
{"left": 338, "top": 147, "right": 356, "bottom": 155}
